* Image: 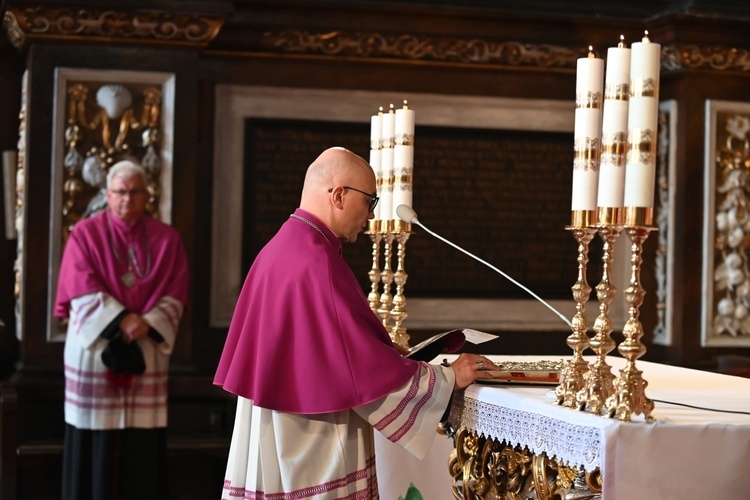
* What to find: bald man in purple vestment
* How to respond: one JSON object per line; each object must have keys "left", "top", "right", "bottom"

{"left": 215, "top": 147, "right": 496, "bottom": 499}
{"left": 55, "top": 160, "right": 189, "bottom": 500}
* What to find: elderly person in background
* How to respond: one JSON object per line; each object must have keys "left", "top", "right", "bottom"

{"left": 215, "top": 147, "right": 496, "bottom": 499}
{"left": 55, "top": 160, "right": 189, "bottom": 500}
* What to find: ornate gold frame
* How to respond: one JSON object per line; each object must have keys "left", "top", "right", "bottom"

{"left": 702, "top": 100, "right": 750, "bottom": 347}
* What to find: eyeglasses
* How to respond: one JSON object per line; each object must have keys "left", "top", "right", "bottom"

{"left": 329, "top": 186, "right": 379, "bottom": 212}
{"left": 108, "top": 188, "right": 148, "bottom": 198}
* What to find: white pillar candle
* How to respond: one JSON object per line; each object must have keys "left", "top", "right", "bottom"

{"left": 393, "top": 100, "right": 415, "bottom": 220}
{"left": 379, "top": 105, "right": 395, "bottom": 221}
{"left": 369, "top": 107, "right": 383, "bottom": 220}
{"left": 571, "top": 47, "right": 605, "bottom": 213}
{"left": 624, "top": 31, "right": 660, "bottom": 209}
{"left": 597, "top": 36, "right": 631, "bottom": 210}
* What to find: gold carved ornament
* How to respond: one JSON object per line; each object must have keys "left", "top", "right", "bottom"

{"left": 61, "top": 82, "right": 163, "bottom": 244}
{"left": 448, "top": 426, "right": 600, "bottom": 500}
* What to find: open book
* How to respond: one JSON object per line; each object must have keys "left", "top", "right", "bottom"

{"left": 476, "top": 360, "right": 564, "bottom": 385}
{"left": 405, "top": 328, "right": 498, "bottom": 362}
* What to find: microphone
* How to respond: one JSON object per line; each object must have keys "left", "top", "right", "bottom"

{"left": 395, "top": 204, "right": 419, "bottom": 225}
{"left": 396, "top": 204, "right": 571, "bottom": 327}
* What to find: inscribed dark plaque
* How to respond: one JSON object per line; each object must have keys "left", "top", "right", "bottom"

{"left": 242, "top": 118, "right": 601, "bottom": 301}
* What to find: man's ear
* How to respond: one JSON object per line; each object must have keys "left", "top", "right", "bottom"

{"left": 330, "top": 186, "right": 346, "bottom": 209}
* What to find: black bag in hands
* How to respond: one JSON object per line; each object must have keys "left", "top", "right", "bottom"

{"left": 101, "top": 332, "right": 146, "bottom": 375}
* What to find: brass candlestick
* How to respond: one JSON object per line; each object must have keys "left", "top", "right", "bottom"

{"left": 390, "top": 220, "right": 412, "bottom": 349}
{"left": 377, "top": 221, "right": 396, "bottom": 331}
{"left": 556, "top": 211, "right": 596, "bottom": 408}
{"left": 366, "top": 220, "right": 383, "bottom": 314}
{"left": 577, "top": 209, "right": 622, "bottom": 414}
{"left": 606, "top": 209, "right": 656, "bottom": 422}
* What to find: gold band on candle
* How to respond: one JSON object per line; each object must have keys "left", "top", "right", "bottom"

{"left": 381, "top": 176, "right": 394, "bottom": 188}
{"left": 570, "top": 209, "right": 597, "bottom": 228}
{"left": 627, "top": 143, "right": 655, "bottom": 167}
{"left": 370, "top": 139, "right": 382, "bottom": 150}
{"left": 366, "top": 219, "right": 380, "bottom": 233}
{"left": 627, "top": 140, "right": 655, "bottom": 154}
{"left": 597, "top": 206, "right": 624, "bottom": 226}
{"left": 574, "top": 147, "right": 602, "bottom": 162}
{"left": 395, "top": 133, "right": 414, "bottom": 146}
{"left": 624, "top": 206, "right": 654, "bottom": 226}
{"left": 394, "top": 174, "right": 413, "bottom": 185}
{"left": 576, "top": 91, "right": 603, "bottom": 109}
{"left": 382, "top": 137, "right": 395, "bottom": 148}
{"left": 605, "top": 83, "right": 630, "bottom": 101}
{"left": 630, "top": 77, "right": 659, "bottom": 98}
{"left": 627, "top": 129, "right": 656, "bottom": 164}
{"left": 602, "top": 142, "right": 627, "bottom": 155}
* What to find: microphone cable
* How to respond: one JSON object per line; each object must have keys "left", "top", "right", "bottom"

{"left": 651, "top": 398, "right": 750, "bottom": 416}
{"left": 396, "top": 205, "right": 571, "bottom": 327}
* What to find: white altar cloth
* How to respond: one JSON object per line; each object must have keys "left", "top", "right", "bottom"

{"left": 450, "top": 355, "right": 750, "bottom": 500}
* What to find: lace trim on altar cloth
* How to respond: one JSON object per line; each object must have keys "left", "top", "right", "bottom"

{"left": 450, "top": 395, "right": 603, "bottom": 469}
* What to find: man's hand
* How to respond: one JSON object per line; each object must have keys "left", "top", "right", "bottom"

{"left": 450, "top": 354, "right": 498, "bottom": 390}
{"left": 119, "top": 313, "right": 150, "bottom": 342}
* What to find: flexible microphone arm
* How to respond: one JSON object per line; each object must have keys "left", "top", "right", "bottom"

{"left": 395, "top": 204, "right": 572, "bottom": 327}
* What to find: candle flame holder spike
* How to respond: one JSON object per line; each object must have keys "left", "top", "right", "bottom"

{"left": 605, "top": 224, "right": 656, "bottom": 422}
{"left": 377, "top": 227, "right": 396, "bottom": 333}
{"left": 389, "top": 222, "right": 412, "bottom": 350}
{"left": 576, "top": 223, "right": 621, "bottom": 414}
{"left": 556, "top": 224, "right": 596, "bottom": 408}
{"left": 365, "top": 220, "right": 383, "bottom": 314}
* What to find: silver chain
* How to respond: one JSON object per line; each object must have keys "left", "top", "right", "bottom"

{"left": 289, "top": 214, "right": 332, "bottom": 245}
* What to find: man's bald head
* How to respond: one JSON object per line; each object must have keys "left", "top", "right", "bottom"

{"left": 300, "top": 147, "right": 376, "bottom": 242}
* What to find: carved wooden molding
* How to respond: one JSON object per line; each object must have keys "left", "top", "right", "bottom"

{"left": 3, "top": 6, "right": 225, "bottom": 48}
{"left": 260, "top": 29, "right": 750, "bottom": 73}
{"left": 261, "top": 29, "right": 584, "bottom": 69}
{"left": 662, "top": 44, "right": 750, "bottom": 71}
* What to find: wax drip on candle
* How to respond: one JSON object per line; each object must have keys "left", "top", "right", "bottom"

{"left": 588, "top": 45, "right": 595, "bottom": 58}
{"left": 642, "top": 30, "right": 650, "bottom": 43}
{"left": 618, "top": 34, "right": 626, "bottom": 48}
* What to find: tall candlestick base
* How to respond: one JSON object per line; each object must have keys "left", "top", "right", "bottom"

{"left": 390, "top": 227, "right": 412, "bottom": 349}
{"left": 366, "top": 220, "right": 382, "bottom": 314}
{"left": 556, "top": 224, "right": 596, "bottom": 408}
{"left": 577, "top": 222, "right": 622, "bottom": 414}
{"left": 377, "top": 229, "right": 396, "bottom": 332}
{"left": 606, "top": 224, "right": 656, "bottom": 422}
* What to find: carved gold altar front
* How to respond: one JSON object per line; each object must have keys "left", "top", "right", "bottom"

{"left": 448, "top": 426, "right": 601, "bottom": 500}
